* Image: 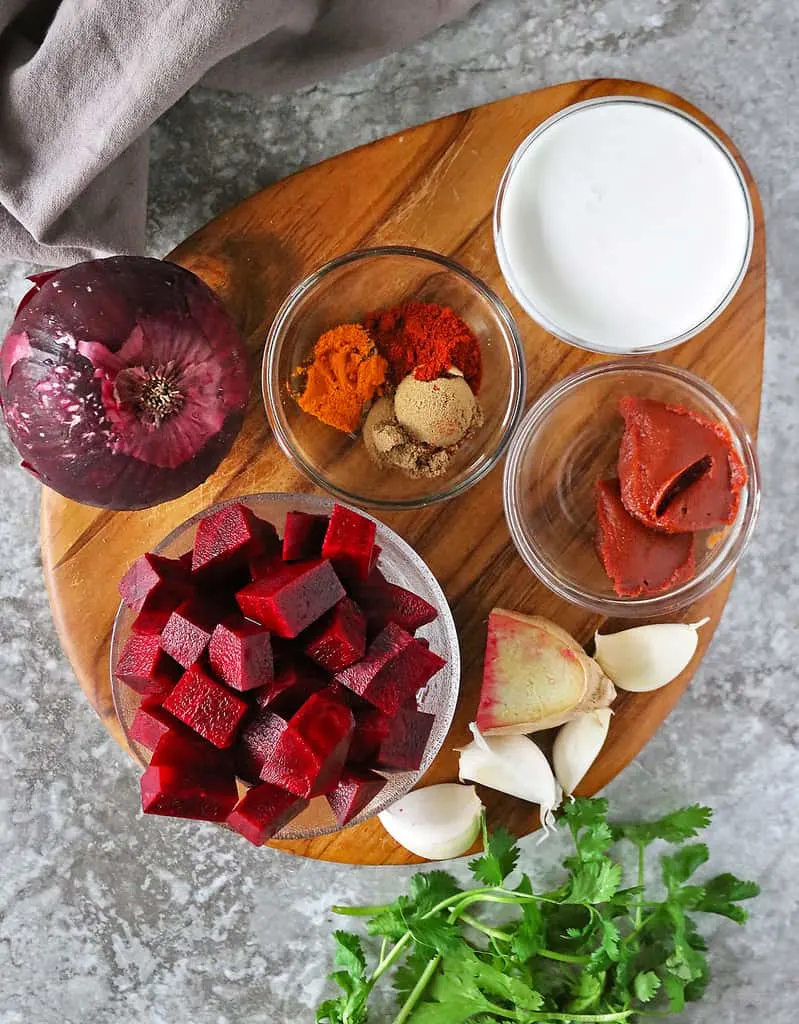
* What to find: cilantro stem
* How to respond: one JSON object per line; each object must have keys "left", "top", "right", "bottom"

{"left": 537, "top": 948, "right": 592, "bottom": 964}
{"left": 391, "top": 954, "right": 442, "bottom": 1024}
{"left": 331, "top": 904, "right": 390, "bottom": 916}
{"left": 458, "top": 912, "right": 511, "bottom": 942}
{"left": 370, "top": 934, "right": 411, "bottom": 983}
{"left": 635, "top": 844, "right": 646, "bottom": 929}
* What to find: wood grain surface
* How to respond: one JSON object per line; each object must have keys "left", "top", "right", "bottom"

{"left": 40, "top": 79, "right": 765, "bottom": 864}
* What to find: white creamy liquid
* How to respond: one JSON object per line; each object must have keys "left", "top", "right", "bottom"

{"left": 497, "top": 100, "right": 751, "bottom": 351}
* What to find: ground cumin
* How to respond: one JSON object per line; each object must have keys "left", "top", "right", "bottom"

{"left": 295, "top": 323, "right": 387, "bottom": 433}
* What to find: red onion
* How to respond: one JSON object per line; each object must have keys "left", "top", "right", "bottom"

{"left": 0, "top": 257, "right": 251, "bottom": 510}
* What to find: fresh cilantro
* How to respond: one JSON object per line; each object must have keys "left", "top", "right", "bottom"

{"left": 317, "top": 797, "right": 757, "bottom": 1024}
{"left": 612, "top": 804, "right": 712, "bottom": 846}
{"left": 634, "top": 970, "right": 662, "bottom": 1002}
{"left": 468, "top": 820, "right": 519, "bottom": 886}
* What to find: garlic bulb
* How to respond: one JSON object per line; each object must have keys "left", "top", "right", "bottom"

{"left": 457, "top": 723, "right": 561, "bottom": 833}
{"left": 378, "top": 784, "right": 483, "bottom": 860}
{"left": 553, "top": 708, "right": 612, "bottom": 796}
{"left": 594, "top": 619, "right": 709, "bottom": 692}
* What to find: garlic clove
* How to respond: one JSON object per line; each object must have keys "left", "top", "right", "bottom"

{"left": 594, "top": 619, "right": 709, "bottom": 692}
{"left": 378, "top": 784, "right": 483, "bottom": 860}
{"left": 457, "top": 723, "right": 561, "bottom": 832}
{"left": 553, "top": 708, "right": 612, "bottom": 796}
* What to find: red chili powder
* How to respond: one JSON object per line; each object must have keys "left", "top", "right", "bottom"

{"left": 362, "top": 302, "right": 482, "bottom": 393}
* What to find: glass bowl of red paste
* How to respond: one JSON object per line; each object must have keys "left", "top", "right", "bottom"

{"left": 503, "top": 360, "right": 760, "bottom": 618}
{"left": 263, "top": 246, "right": 526, "bottom": 509}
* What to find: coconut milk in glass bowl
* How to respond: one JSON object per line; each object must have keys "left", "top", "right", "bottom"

{"left": 494, "top": 97, "right": 754, "bottom": 355}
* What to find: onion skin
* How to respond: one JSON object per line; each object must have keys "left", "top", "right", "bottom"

{"left": 0, "top": 257, "right": 251, "bottom": 510}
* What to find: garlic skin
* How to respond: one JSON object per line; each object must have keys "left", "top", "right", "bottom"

{"left": 594, "top": 619, "right": 709, "bottom": 693}
{"left": 458, "top": 723, "right": 562, "bottom": 832}
{"left": 553, "top": 709, "right": 612, "bottom": 796}
{"left": 378, "top": 784, "right": 483, "bottom": 860}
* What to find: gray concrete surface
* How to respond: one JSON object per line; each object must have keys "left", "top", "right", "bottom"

{"left": 0, "top": 1, "right": 796, "bottom": 1021}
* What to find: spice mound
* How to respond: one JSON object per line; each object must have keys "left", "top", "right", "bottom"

{"left": 294, "top": 323, "right": 387, "bottom": 434}
{"left": 595, "top": 396, "right": 747, "bottom": 597}
{"left": 293, "top": 302, "right": 484, "bottom": 481}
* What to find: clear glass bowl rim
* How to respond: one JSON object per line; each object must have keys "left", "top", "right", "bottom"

{"left": 493, "top": 96, "right": 755, "bottom": 356}
{"left": 109, "top": 491, "right": 462, "bottom": 837}
{"left": 262, "top": 244, "right": 528, "bottom": 510}
{"left": 502, "top": 359, "right": 761, "bottom": 618}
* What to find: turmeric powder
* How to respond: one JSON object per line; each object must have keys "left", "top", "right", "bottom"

{"left": 295, "top": 323, "right": 387, "bottom": 433}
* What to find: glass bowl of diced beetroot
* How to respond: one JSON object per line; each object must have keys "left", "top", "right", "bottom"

{"left": 110, "top": 495, "right": 460, "bottom": 844}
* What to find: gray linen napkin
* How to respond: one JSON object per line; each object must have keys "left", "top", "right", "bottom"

{"left": 0, "top": 0, "right": 477, "bottom": 264}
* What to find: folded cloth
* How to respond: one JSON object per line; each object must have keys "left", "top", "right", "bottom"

{"left": 0, "top": 0, "right": 477, "bottom": 265}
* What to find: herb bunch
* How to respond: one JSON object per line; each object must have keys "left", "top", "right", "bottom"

{"left": 316, "top": 798, "right": 758, "bottom": 1024}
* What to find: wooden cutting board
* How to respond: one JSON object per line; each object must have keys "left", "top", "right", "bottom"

{"left": 40, "top": 79, "right": 765, "bottom": 864}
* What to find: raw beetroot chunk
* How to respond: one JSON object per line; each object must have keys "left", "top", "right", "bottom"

{"left": 159, "top": 599, "right": 218, "bottom": 669}
{"left": 226, "top": 784, "right": 308, "bottom": 845}
{"left": 191, "top": 502, "right": 276, "bottom": 578}
{"left": 326, "top": 767, "right": 386, "bottom": 826}
{"left": 347, "top": 707, "right": 391, "bottom": 765}
{"left": 208, "top": 617, "right": 273, "bottom": 692}
{"left": 259, "top": 689, "right": 355, "bottom": 798}
{"left": 140, "top": 763, "right": 238, "bottom": 822}
{"left": 618, "top": 396, "right": 747, "bottom": 533}
{"left": 375, "top": 705, "right": 435, "bottom": 772}
{"left": 118, "top": 551, "right": 192, "bottom": 612}
{"left": 235, "top": 559, "right": 345, "bottom": 638}
{"left": 302, "top": 596, "right": 366, "bottom": 671}
{"left": 334, "top": 622, "right": 446, "bottom": 715}
{"left": 322, "top": 504, "right": 376, "bottom": 582}
{"left": 282, "top": 511, "right": 329, "bottom": 562}
{"left": 350, "top": 567, "right": 437, "bottom": 634}
{"left": 252, "top": 657, "right": 326, "bottom": 718}
{"left": 162, "top": 664, "right": 249, "bottom": 748}
{"left": 595, "top": 478, "right": 695, "bottom": 598}
{"left": 115, "top": 633, "right": 181, "bottom": 694}
{"left": 235, "top": 711, "right": 288, "bottom": 782}
{"left": 129, "top": 703, "right": 181, "bottom": 751}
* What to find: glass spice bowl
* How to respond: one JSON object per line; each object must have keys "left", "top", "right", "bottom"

{"left": 110, "top": 493, "right": 461, "bottom": 840}
{"left": 503, "top": 361, "right": 761, "bottom": 618}
{"left": 263, "top": 246, "right": 526, "bottom": 510}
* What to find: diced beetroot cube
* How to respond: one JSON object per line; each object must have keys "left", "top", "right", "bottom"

{"left": 226, "top": 784, "right": 308, "bottom": 845}
{"left": 350, "top": 569, "right": 437, "bottom": 635}
{"left": 140, "top": 671, "right": 177, "bottom": 707}
{"left": 115, "top": 633, "right": 181, "bottom": 694}
{"left": 118, "top": 552, "right": 192, "bottom": 612}
{"left": 249, "top": 551, "right": 283, "bottom": 580}
{"left": 150, "top": 727, "right": 231, "bottom": 771}
{"left": 375, "top": 705, "right": 435, "bottom": 772}
{"left": 140, "top": 763, "right": 238, "bottom": 822}
{"left": 159, "top": 600, "right": 218, "bottom": 669}
{"left": 282, "top": 511, "right": 329, "bottom": 562}
{"left": 131, "top": 584, "right": 188, "bottom": 636}
{"left": 252, "top": 658, "right": 326, "bottom": 718}
{"left": 209, "top": 618, "right": 273, "bottom": 692}
{"left": 259, "top": 689, "right": 354, "bottom": 798}
{"left": 235, "top": 711, "right": 288, "bottom": 782}
{"left": 162, "top": 665, "right": 249, "bottom": 748}
{"left": 347, "top": 707, "right": 392, "bottom": 764}
{"left": 191, "top": 503, "right": 273, "bottom": 579}
{"left": 302, "top": 597, "right": 366, "bottom": 671}
{"left": 321, "top": 505, "right": 376, "bottom": 582}
{"left": 129, "top": 703, "right": 181, "bottom": 751}
{"left": 326, "top": 767, "right": 387, "bottom": 826}
{"left": 235, "top": 559, "right": 345, "bottom": 638}
{"left": 334, "top": 623, "right": 446, "bottom": 715}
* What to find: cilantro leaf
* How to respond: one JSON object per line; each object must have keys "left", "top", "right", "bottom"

{"left": 663, "top": 971, "right": 687, "bottom": 1013}
{"left": 661, "top": 843, "right": 710, "bottom": 891}
{"left": 566, "top": 970, "right": 604, "bottom": 1012}
{"left": 315, "top": 997, "right": 345, "bottom": 1024}
{"left": 599, "top": 916, "right": 621, "bottom": 960}
{"left": 562, "top": 796, "right": 610, "bottom": 832}
{"left": 411, "top": 951, "right": 544, "bottom": 1023}
{"left": 565, "top": 859, "right": 623, "bottom": 904}
{"left": 612, "top": 805, "right": 712, "bottom": 847}
{"left": 508, "top": 876, "right": 545, "bottom": 961}
{"left": 633, "top": 970, "right": 662, "bottom": 1003}
{"left": 404, "top": 913, "right": 462, "bottom": 955}
{"left": 332, "top": 930, "right": 366, "bottom": 980}
{"left": 410, "top": 871, "right": 462, "bottom": 913}
{"left": 367, "top": 902, "right": 408, "bottom": 941}
{"left": 468, "top": 824, "right": 519, "bottom": 886}
{"left": 393, "top": 946, "right": 437, "bottom": 1005}
{"left": 690, "top": 872, "right": 760, "bottom": 923}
